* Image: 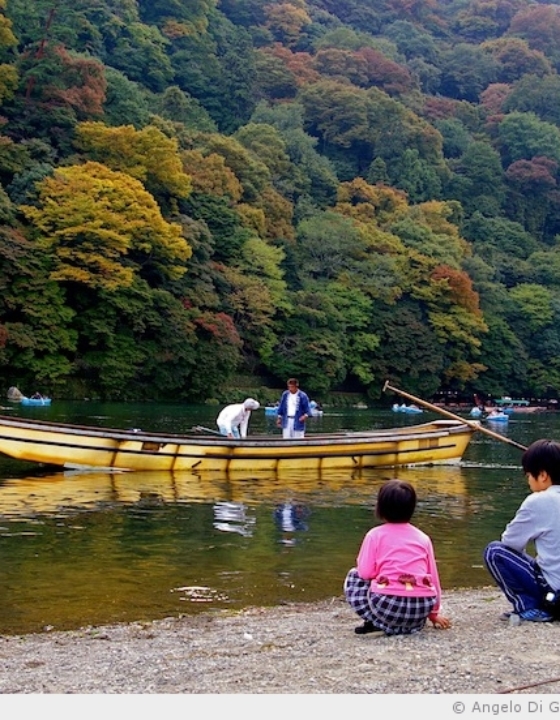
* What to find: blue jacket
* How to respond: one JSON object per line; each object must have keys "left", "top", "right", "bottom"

{"left": 277, "top": 389, "right": 311, "bottom": 432}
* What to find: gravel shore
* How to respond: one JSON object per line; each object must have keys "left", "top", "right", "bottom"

{"left": 0, "top": 588, "right": 560, "bottom": 694}
{"left": 2, "top": 586, "right": 560, "bottom": 694}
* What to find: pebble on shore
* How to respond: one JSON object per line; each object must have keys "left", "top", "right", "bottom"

{"left": 1, "top": 587, "right": 560, "bottom": 695}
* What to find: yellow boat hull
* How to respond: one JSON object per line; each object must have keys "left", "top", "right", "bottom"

{"left": 0, "top": 415, "right": 475, "bottom": 472}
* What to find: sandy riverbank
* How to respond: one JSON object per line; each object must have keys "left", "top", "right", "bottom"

{"left": 2, "top": 587, "right": 560, "bottom": 694}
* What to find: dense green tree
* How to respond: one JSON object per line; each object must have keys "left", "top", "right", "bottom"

{"left": 435, "top": 117, "right": 472, "bottom": 159}
{"left": 271, "top": 287, "right": 347, "bottom": 394}
{"left": 439, "top": 43, "right": 499, "bottom": 101}
{"left": 180, "top": 193, "right": 249, "bottom": 263}
{"left": 7, "top": 0, "right": 141, "bottom": 57}
{"left": 481, "top": 37, "right": 552, "bottom": 83}
{"left": 2, "top": 43, "right": 106, "bottom": 152}
{"left": 383, "top": 19, "right": 439, "bottom": 63}
{"left": 370, "top": 301, "right": 445, "bottom": 399}
{"left": 250, "top": 101, "right": 339, "bottom": 206}
{"left": 253, "top": 47, "right": 300, "bottom": 101}
{"left": 298, "top": 80, "right": 446, "bottom": 179}
{"left": 498, "top": 111, "right": 560, "bottom": 166}
{"left": 463, "top": 212, "right": 540, "bottom": 286}
{"left": 324, "top": 281, "right": 379, "bottom": 387}
{"left": 504, "top": 74, "right": 560, "bottom": 127}
{"left": 168, "top": 12, "right": 256, "bottom": 132}
{"left": 70, "top": 281, "right": 198, "bottom": 399}
{"left": 6, "top": 161, "right": 54, "bottom": 205}
{"left": 504, "top": 155, "right": 560, "bottom": 240}
{"left": 0, "top": 224, "right": 77, "bottom": 387}
{"left": 506, "top": 283, "right": 560, "bottom": 391}
{"left": 137, "top": 0, "right": 216, "bottom": 27}
{"left": 102, "top": 67, "right": 152, "bottom": 128}
{"left": 449, "top": 0, "right": 526, "bottom": 42}
{"left": 198, "top": 132, "right": 270, "bottom": 202}
{"left": 218, "top": 0, "right": 267, "bottom": 29}
{"left": 473, "top": 314, "right": 527, "bottom": 397}
{"left": 446, "top": 141, "right": 506, "bottom": 216}
{"left": 527, "top": 249, "right": 560, "bottom": 288}
{"left": 108, "top": 22, "right": 174, "bottom": 92}
{"left": 155, "top": 85, "right": 216, "bottom": 131}
{"left": 234, "top": 122, "right": 292, "bottom": 185}
{"left": 386, "top": 148, "right": 443, "bottom": 202}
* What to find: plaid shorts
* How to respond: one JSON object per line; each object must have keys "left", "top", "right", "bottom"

{"left": 344, "top": 568, "right": 436, "bottom": 635}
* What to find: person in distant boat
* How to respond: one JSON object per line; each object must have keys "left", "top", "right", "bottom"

{"left": 31, "top": 392, "right": 43, "bottom": 400}
{"left": 276, "top": 378, "right": 311, "bottom": 439}
{"left": 216, "top": 398, "right": 260, "bottom": 438}
{"left": 483, "top": 439, "right": 560, "bottom": 623}
{"left": 344, "top": 479, "right": 451, "bottom": 636}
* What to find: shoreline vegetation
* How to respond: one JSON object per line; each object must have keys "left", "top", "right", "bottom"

{"left": 2, "top": 587, "right": 560, "bottom": 694}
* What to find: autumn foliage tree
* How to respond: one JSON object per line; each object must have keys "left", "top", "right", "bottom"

{"left": 21, "top": 161, "right": 191, "bottom": 290}
{"left": 74, "top": 122, "right": 192, "bottom": 209}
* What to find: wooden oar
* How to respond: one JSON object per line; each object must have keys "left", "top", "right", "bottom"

{"left": 382, "top": 380, "right": 527, "bottom": 451}
{"left": 191, "top": 425, "right": 224, "bottom": 436}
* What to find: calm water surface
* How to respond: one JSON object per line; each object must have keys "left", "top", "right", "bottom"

{"left": 0, "top": 401, "right": 557, "bottom": 634}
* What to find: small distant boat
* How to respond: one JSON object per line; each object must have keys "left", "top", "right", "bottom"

{"left": 486, "top": 411, "right": 508, "bottom": 423}
{"left": 392, "top": 403, "right": 423, "bottom": 414}
{"left": 265, "top": 401, "right": 323, "bottom": 417}
{"left": 309, "top": 401, "right": 323, "bottom": 417}
{"left": 20, "top": 396, "right": 51, "bottom": 407}
{"left": 7, "top": 387, "right": 51, "bottom": 406}
{"left": 495, "top": 397, "right": 529, "bottom": 408}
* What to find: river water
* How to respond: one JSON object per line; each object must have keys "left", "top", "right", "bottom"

{"left": 0, "top": 400, "right": 556, "bottom": 634}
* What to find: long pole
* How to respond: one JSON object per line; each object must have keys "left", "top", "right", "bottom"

{"left": 191, "top": 425, "right": 224, "bottom": 436}
{"left": 383, "top": 380, "right": 527, "bottom": 451}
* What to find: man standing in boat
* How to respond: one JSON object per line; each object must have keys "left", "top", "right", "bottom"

{"left": 276, "top": 378, "right": 311, "bottom": 439}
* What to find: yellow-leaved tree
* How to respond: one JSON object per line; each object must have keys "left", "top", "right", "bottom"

{"left": 0, "top": 0, "right": 18, "bottom": 106}
{"left": 21, "top": 162, "right": 191, "bottom": 291}
{"left": 74, "top": 122, "right": 192, "bottom": 207}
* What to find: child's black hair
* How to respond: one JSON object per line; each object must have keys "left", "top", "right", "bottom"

{"left": 522, "top": 439, "right": 560, "bottom": 484}
{"left": 376, "top": 479, "right": 416, "bottom": 523}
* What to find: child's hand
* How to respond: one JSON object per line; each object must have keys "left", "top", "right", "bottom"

{"left": 431, "top": 614, "right": 451, "bottom": 629}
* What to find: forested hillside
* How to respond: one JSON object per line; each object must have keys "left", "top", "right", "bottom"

{"left": 1, "top": 0, "right": 560, "bottom": 402}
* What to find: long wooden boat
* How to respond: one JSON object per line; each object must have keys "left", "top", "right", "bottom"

{"left": 0, "top": 414, "right": 476, "bottom": 472}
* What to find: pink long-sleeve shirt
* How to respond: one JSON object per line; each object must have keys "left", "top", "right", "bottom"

{"left": 356, "top": 522, "right": 442, "bottom": 617}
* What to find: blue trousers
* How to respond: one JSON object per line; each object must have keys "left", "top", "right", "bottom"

{"left": 483, "top": 540, "right": 551, "bottom": 613}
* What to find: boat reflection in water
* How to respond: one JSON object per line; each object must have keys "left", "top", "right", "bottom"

{"left": 0, "top": 464, "right": 470, "bottom": 519}
{"left": 0, "top": 464, "right": 482, "bottom": 635}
